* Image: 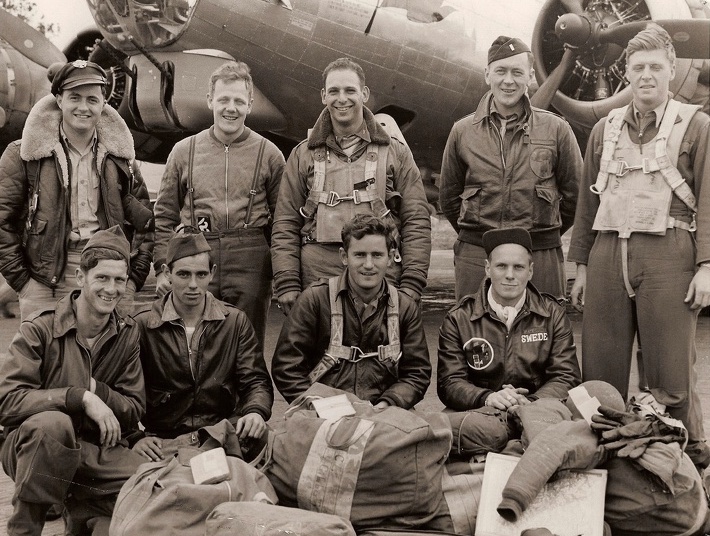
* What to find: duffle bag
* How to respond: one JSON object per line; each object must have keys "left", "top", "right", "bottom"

{"left": 109, "top": 420, "right": 277, "bottom": 536}
{"left": 205, "top": 501, "right": 357, "bottom": 535}
{"left": 263, "top": 384, "right": 453, "bottom": 531}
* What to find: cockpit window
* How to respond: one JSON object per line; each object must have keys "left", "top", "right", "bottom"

{"left": 88, "top": 0, "right": 199, "bottom": 48}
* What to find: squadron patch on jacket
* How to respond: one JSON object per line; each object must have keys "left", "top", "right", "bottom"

{"left": 529, "top": 146, "right": 554, "bottom": 179}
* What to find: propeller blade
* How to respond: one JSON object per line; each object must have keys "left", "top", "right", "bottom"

{"left": 560, "top": 0, "right": 585, "bottom": 16}
{"left": 600, "top": 19, "right": 710, "bottom": 59}
{"left": 0, "top": 8, "right": 66, "bottom": 68}
{"left": 531, "top": 47, "right": 577, "bottom": 110}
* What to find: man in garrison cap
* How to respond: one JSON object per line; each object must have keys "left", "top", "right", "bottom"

{"left": 439, "top": 35, "right": 582, "bottom": 301}
{"left": 131, "top": 230, "right": 273, "bottom": 463}
{"left": 0, "top": 59, "right": 154, "bottom": 320}
{"left": 437, "top": 227, "right": 580, "bottom": 412}
{"left": 0, "top": 225, "right": 146, "bottom": 535}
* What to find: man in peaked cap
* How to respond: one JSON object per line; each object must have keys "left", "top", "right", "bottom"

{"left": 0, "top": 59, "right": 154, "bottom": 320}
{"left": 439, "top": 35, "right": 582, "bottom": 301}
{"left": 0, "top": 224, "right": 146, "bottom": 535}
{"left": 131, "top": 230, "right": 273, "bottom": 463}
{"left": 437, "top": 227, "right": 580, "bottom": 412}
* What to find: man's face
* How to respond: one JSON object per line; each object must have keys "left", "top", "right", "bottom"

{"left": 340, "top": 234, "right": 392, "bottom": 296}
{"left": 76, "top": 259, "right": 128, "bottom": 316}
{"left": 208, "top": 79, "right": 252, "bottom": 141}
{"left": 56, "top": 84, "right": 105, "bottom": 137}
{"left": 166, "top": 252, "right": 215, "bottom": 310}
{"left": 627, "top": 49, "right": 675, "bottom": 113}
{"left": 484, "top": 52, "right": 534, "bottom": 115}
{"left": 485, "top": 243, "right": 533, "bottom": 306}
{"left": 321, "top": 68, "right": 369, "bottom": 132}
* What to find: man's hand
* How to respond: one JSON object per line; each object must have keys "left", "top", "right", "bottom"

{"left": 277, "top": 291, "right": 301, "bottom": 315}
{"left": 685, "top": 267, "right": 710, "bottom": 310}
{"left": 569, "top": 264, "right": 586, "bottom": 312}
{"left": 82, "top": 391, "right": 121, "bottom": 447}
{"left": 235, "top": 413, "right": 266, "bottom": 440}
{"left": 485, "top": 386, "right": 530, "bottom": 410}
{"left": 133, "top": 436, "right": 164, "bottom": 461}
{"left": 155, "top": 271, "right": 171, "bottom": 297}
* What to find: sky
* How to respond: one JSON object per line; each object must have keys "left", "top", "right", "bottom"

{"left": 32, "top": 0, "right": 95, "bottom": 49}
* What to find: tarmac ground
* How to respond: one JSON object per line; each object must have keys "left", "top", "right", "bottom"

{"left": 0, "top": 225, "right": 708, "bottom": 533}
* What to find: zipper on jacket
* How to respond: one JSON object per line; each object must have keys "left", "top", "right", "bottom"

{"left": 224, "top": 145, "right": 230, "bottom": 229}
{"left": 50, "top": 155, "right": 69, "bottom": 287}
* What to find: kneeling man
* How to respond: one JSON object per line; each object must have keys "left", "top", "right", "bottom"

{"left": 0, "top": 226, "right": 145, "bottom": 535}
{"left": 132, "top": 231, "right": 273, "bottom": 461}
{"left": 272, "top": 214, "right": 431, "bottom": 409}
{"left": 438, "top": 228, "right": 580, "bottom": 411}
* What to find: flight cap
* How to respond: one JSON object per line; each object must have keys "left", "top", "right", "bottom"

{"left": 166, "top": 232, "right": 212, "bottom": 266}
{"left": 488, "top": 36, "right": 531, "bottom": 65}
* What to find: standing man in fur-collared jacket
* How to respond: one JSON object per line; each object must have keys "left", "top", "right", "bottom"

{"left": 0, "top": 60, "right": 153, "bottom": 320}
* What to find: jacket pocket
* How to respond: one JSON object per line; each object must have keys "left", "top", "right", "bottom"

{"left": 533, "top": 185, "right": 560, "bottom": 226}
{"left": 459, "top": 186, "right": 482, "bottom": 225}
{"left": 25, "top": 218, "right": 48, "bottom": 265}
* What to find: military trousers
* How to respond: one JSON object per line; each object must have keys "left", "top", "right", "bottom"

{"left": 204, "top": 227, "right": 272, "bottom": 346}
{"left": 582, "top": 230, "right": 705, "bottom": 442}
{"left": 1, "top": 411, "right": 143, "bottom": 535}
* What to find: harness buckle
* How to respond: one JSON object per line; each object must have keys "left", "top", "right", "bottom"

{"left": 615, "top": 161, "right": 643, "bottom": 177}
{"left": 326, "top": 191, "right": 342, "bottom": 206}
{"left": 352, "top": 189, "right": 362, "bottom": 204}
{"left": 347, "top": 347, "right": 378, "bottom": 362}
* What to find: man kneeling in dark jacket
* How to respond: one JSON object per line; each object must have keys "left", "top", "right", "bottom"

{"left": 438, "top": 227, "right": 580, "bottom": 412}
{"left": 272, "top": 213, "right": 431, "bottom": 409}
{"left": 131, "top": 231, "right": 273, "bottom": 461}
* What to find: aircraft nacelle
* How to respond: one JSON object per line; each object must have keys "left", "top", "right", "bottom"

{"left": 0, "top": 40, "right": 53, "bottom": 150}
{"left": 127, "top": 49, "right": 287, "bottom": 133}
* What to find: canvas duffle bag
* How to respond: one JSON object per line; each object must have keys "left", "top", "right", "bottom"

{"left": 263, "top": 384, "right": 453, "bottom": 530}
{"left": 204, "top": 501, "right": 357, "bottom": 535}
{"left": 109, "top": 420, "right": 277, "bottom": 536}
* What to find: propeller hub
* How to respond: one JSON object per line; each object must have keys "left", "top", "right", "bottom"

{"left": 555, "top": 13, "right": 593, "bottom": 48}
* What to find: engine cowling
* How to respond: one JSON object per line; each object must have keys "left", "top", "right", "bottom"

{"left": 532, "top": 0, "right": 708, "bottom": 132}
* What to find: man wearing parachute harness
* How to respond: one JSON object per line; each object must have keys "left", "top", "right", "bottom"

{"left": 271, "top": 214, "right": 431, "bottom": 409}
{"left": 271, "top": 57, "right": 431, "bottom": 315}
{"left": 569, "top": 23, "right": 710, "bottom": 470}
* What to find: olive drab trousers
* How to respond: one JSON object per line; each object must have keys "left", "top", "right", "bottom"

{"left": 581, "top": 231, "right": 705, "bottom": 443}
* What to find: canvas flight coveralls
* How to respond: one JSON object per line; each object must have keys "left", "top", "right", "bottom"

{"left": 581, "top": 100, "right": 706, "bottom": 450}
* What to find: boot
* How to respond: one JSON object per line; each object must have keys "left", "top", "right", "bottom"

{"left": 7, "top": 498, "right": 51, "bottom": 536}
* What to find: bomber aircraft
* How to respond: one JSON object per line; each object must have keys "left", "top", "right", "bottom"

{"left": 0, "top": 0, "right": 709, "bottom": 189}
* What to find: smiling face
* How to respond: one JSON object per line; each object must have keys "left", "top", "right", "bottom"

{"left": 56, "top": 84, "right": 105, "bottom": 138}
{"left": 484, "top": 52, "right": 534, "bottom": 116}
{"left": 321, "top": 68, "right": 370, "bottom": 136}
{"left": 339, "top": 233, "right": 392, "bottom": 299}
{"left": 75, "top": 259, "right": 128, "bottom": 317}
{"left": 485, "top": 243, "right": 533, "bottom": 306}
{"left": 626, "top": 48, "right": 675, "bottom": 114}
{"left": 166, "top": 252, "right": 215, "bottom": 312}
{"left": 208, "top": 79, "right": 252, "bottom": 144}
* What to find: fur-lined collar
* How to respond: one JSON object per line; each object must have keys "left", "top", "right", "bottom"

{"left": 20, "top": 94, "right": 135, "bottom": 161}
{"left": 307, "top": 106, "right": 391, "bottom": 149}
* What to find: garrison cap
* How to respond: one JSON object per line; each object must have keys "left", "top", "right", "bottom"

{"left": 166, "top": 231, "right": 212, "bottom": 266}
{"left": 50, "top": 60, "right": 107, "bottom": 96}
{"left": 488, "top": 36, "right": 531, "bottom": 65}
{"left": 82, "top": 225, "right": 130, "bottom": 266}
{"left": 482, "top": 227, "right": 532, "bottom": 256}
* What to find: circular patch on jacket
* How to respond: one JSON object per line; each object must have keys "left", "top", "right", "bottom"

{"left": 366, "top": 151, "right": 378, "bottom": 161}
{"left": 313, "top": 149, "right": 326, "bottom": 162}
{"left": 463, "top": 337, "right": 494, "bottom": 370}
{"left": 529, "top": 146, "right": 554, "bottom": 179}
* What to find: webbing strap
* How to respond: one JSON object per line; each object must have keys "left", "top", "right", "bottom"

{"left": 653, "top": 100, "right": 697, "bottom": 213}
{"left": 308, "top": 276, "right": 401, "bottom": 385}
{"left": 593, "top": 101, "right": 699, "bottom": 214}
{"left": 296, "top": 419, "right": 375, "bottom": 518}
{"left": 620, "top": 238, "right": 635, "bottom": 298}
{"left": 243, "top": 138, "right": 267, "bottom": 228}
{"left": 187, "top": 136, "right": 197, "bottom": 229}
{"left": 300, "top": 144, "right": 388, "bottom": 220}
